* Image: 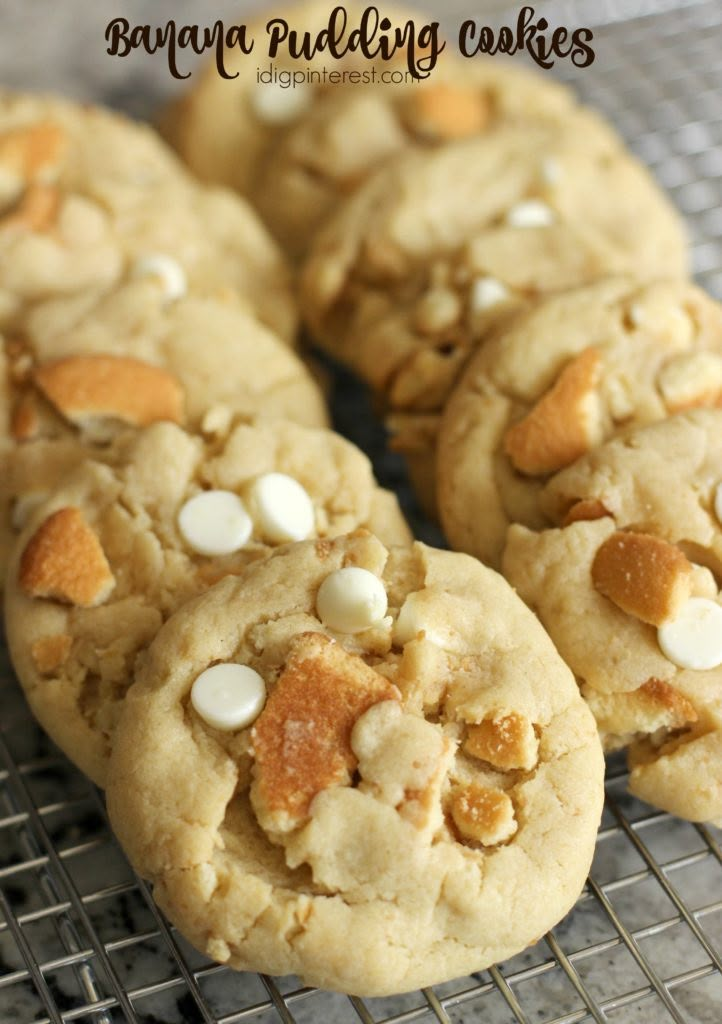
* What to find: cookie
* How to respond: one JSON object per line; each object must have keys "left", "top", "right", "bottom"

{"left": 503, "top": 410, "right": 722, "bottom": 824}
{"left": 0, "top": 285, "right": 327, "bottom": 582}
{"left": 0, "top": 90, "right": 297, "bottom": 342}
{"left": 106, "top": 530, "right": 603, "bottom": 995}
{"left": 437, "top": 278, "right": 722, "bottom": 566}
{"left": 301, "top": 116, "right": 688, "bottom": 507}
{"left": 302, "top": 112, "right": 687, "bottom": 396}
{"left": 165, "top": 0, "right": 575, "bottom": 261}
{"left": 4, "top": 419, "right": 410, "bottom": 787}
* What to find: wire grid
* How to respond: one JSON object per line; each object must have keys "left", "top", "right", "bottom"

{"left": 2, "top": 0, "right": 722, "bottom": 1021}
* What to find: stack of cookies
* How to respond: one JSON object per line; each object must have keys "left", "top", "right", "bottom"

{"left": 2, "top": 0, "right": 713, "bottom": 999}
{"left": 0, "top": 58, "right": 604, "bottom": 997}
{"left": 164, "top": 1, "right": 718, "bottom": 834}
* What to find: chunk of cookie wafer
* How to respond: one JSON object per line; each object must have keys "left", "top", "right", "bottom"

{"left": 33, "top": 355, "right": 184, "bottom": 432}
{"left": 450, "top": 784, "right": 517, "bottom": 845}
{"left": 504, "top": 348, "right": 602, "bottom": 476}
{"left": 251, "top": 633, "right": 400, "bottom": 833}
{"left": 19, "top": 506, "right": 114, "bottom": 607}
{"left": 592, "top": 531, "right": 692, "bottom": 626}
{"left": 2, "top": 183, "right": 61, "bottom": 231}
{"left": 464, "top": 712, "right": 538, "bottom": 771}
{"left": 0, "top": 120, "right": 67, "bottom": 187}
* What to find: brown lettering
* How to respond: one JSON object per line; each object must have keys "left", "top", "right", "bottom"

{"left": 458, "top": 5, "right": 593, "bottom": 70}
{"left": 104, "top": 6, "right": 593, "bottom": 81}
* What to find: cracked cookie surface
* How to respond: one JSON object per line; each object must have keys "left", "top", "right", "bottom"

{"left": 301, "top": 116, "right": 687, "bottom": 409}
{"left": 503, "top": 410, "right": 722, "bottom": 824}
{"left": 4, "top": 420, "right": 408, "bottom": 786}
{"left": 106, "top": 531, "right": 603, "bottom": 996}
{"left": 0, "top": 89, "right": 296, "bottom": 342}
{"left": 300, "top": 119, "right": 688, "bottom": 512}
{"left": 437, "top": 278, "right": 722, "bottom": 566}
{"left": 0, "top": 284, "right": 327, "bottom": 584}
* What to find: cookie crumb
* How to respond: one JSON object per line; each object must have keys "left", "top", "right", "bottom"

{"left": 451, "top": 784, "right": 517, "bottom": 846}
{"left": 504, "top": 347, "right": 603, "bottom": 476}
{"left": 31, "top": 634, "right": 72, "bottom": 674}
{"left": 465, "top": 713, "right": 538, "bottom": 771}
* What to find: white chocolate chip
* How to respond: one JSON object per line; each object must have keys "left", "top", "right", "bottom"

{"left": 133, "top": 253, "right": 187, "bottom": 302}
{"left": 178, "top": 490, "right": 252, "bottom": 556}
{"left": 658, "top": 597, "right": 722, "bottom": 670}
{"left": 250, "top": 82, "right": 312, "bottom": 125}
{"left": 469, "top": 276, "right": 509, "bottom": 314}
{"left": 316, "top": 567, "right": 388, "bottom": 634}
{"left": 505, "top": 199, "right": 555, "bottom": 228}
{"left": 246, "top": 473, "right": 315, "bottom": 544}
{"left": 191, "top": 663, "right": 266, "bottom": 731}
{"left": 540, "top": 157, "right": 563, "bottom": 186}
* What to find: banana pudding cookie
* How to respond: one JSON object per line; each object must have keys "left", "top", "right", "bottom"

{"left": 301, "top": 117, "right": 687, "bottom": 505}
{"left": 106, "top": 530, "right": 603, "bottom": 995}
{"left": 0, "top": 285, "right": 326, "bottom": 582}
{"left": 503, "top": 410, "right": 722, "bottom": 824}
{"left": 164, "top": 0, "right": 575, "bottom": 260}
{"left": 0, "top": 90, "right": 296, "bottom": 342}
{"left": 437, "top": 278, "right": 722, "bottom": 566}
{"left": 301, "top": 114, "right": 687, "bottom": 398}
{"left": 4, "top": 419, "right": 409, "bottom": 787}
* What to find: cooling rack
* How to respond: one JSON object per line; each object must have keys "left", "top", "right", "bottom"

{"left": 1, "top": 0, "right": 722, "bottom": 1021}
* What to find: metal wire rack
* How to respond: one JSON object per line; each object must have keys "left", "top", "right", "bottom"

{"left": 1, "top": 0, "right": 722, "bottom": 1021}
